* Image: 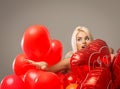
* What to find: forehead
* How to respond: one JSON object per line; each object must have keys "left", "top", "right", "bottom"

{"left": 76, "top": 31, "right": 88, "bottom": 37}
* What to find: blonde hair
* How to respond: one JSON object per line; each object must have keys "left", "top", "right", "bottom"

{"left": 71, "top": 26, "right": 93, "bottom": 52}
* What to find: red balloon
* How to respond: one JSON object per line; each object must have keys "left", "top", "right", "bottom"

{"left": 70, "top": 39, "right": 111, "bottom": 87}
{"left": 117, "top": 48, "right": 120, "bottom": 53}
{"left": 112, "top": 49, "right": 120, "bottom": 89}
{"left": 1, "top": 74, "right": 25, "bottom": 89}
{"left": 24, "top": 69, "right": 63, "bottom": 89}
{"left": 21, "top": 25, "right": 51, "bottom": 61}
{"left": 35, "top": 71, "right": 63, "bottom": 89}
{"left": 24, "top": 69, "right": 40, "bottom": 89}
{"left": 63, "top": 72, "right": 78, "bottom": 88}
{"left": 44, "top": 39, "right": 63, "bottom": 66}
{"left": 70, "top": 39, "right": 111, "bottom": 74}
{"left": 13, "top": 54, "right": 36, "bottom": 76}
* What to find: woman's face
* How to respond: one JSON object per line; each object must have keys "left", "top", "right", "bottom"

{"left": 76, "top": 31, "right": 92, "bottom": 51}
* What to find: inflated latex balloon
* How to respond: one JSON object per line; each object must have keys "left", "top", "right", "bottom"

{"left": 24, "top": 69, "right": 41, "bottom": 89}
{"left": 13, "top": 54, "right": 36, "bottom": 76}
{"left": 63, "top": 72, "right": 77, "bottom": 88}
{"left": 21, "top": 25, "right": 51, "bottom": 61}
{"left": 35, "top": 70, "right": 63, "bottom": 89}
{"left": 44, "top": 39, "right": 63, "bottom": 66}
{"left": 24, "top": 69, "right": 63, "bottom": 89}
{"left": 1, "top": 74, "right": 25, "bottom": 89}
{"left": 56, "top": 71, "right": 65, "bottom": 86}
{"left": 117, "top": 48, "right": 120, "bottom": 53}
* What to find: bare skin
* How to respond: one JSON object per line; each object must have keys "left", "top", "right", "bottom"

{"left": 27, "top": 58, "right": 70, "bottom": 72}
{"left": 46, "top": 58, "right": 70, "bottom": 72}
{"left": 109, "top": 47, "right": 115, "bottom": 62}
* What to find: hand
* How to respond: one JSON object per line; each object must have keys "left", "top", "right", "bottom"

{"left": 27, "top": 60, "right": 48, "bottom": 70}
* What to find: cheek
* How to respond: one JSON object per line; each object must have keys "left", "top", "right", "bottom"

{"left": 87, "top": 41, "right": 91, "bottom": 45}
{"left": 77, "top": 44, "right": 82, "bottom": 50}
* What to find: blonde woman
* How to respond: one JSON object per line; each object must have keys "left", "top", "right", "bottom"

{"left": 65, "top": 26, "right": 93, "bottom": 58}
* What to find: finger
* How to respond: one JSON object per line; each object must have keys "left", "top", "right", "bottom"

{"left": 41, "top": 65, "right": 47, "bottom": 70}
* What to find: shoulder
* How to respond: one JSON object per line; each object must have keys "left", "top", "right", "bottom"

{"left": 64, "top": 51, "right": 74, "bottom": 58}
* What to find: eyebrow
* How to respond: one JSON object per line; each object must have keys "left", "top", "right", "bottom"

{"left": 85, "top": 36, "right": 89, "bottom": 38}
{"left": 76, "top": 37, "right": 82, "bottom": 39}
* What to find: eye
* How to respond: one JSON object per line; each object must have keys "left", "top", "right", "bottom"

{"left": 85, "top": 36, "right": 89, "bottom": 41}
{"left": 77, "top": 37, "right": 82, "bottom": 42}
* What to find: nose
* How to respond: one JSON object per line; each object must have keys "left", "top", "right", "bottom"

{"left": 82, "top": 39, "right": 86, "bottom": 44}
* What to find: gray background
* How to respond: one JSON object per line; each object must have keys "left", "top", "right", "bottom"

{"left": 0, "top": 0, "right": 120, "bottom": 81}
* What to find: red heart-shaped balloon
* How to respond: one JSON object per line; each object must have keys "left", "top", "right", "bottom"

{"left": 70, "top": 39, "right": 111, "bottom": 82}
{"left": 63, "top": 72, "right": 78, "bottom": 88}
{"left": 1, "top": 74, "right": 25, "bottom": 89}
{"left": 112, "top": 48, "right": 120, "bottom": 89}
{"left": 13, "top": 54, "right": 36, "bottom": 76}
{"left": 24, "top": 69, "right": 63, "bottom": 89}
{"left": 70, "top": 39, "right": 111, "bottom": 71}
{"left": 24, "top": 69, "right": 41, "bottom": 89}
{"left": 34, "top": 71, "right": 63, "bottom": 89}
{"left": 21, "top": 25, "right": 51, "bottom": 61}
{"left": 44, "top": 39, "right": 63, "bottom": 66}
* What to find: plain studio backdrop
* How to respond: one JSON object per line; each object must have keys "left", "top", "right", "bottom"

{"left": 0, "top": 0, "right": 120, "bottom": 81}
